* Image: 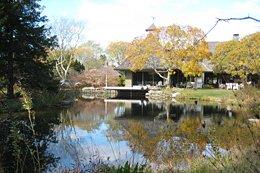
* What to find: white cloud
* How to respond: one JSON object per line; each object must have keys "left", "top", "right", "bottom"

{"left": 75, "top": 0, "right": 260, "bottom": 47}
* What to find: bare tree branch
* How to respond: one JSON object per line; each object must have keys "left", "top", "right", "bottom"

{"left": 196, "top": 16, "right": 260, "bottom": 44}
{"left": 217, "top": 16, "right": 260, "bottom": 22}
{"left": 51, "top": 18, "right": 84, "bottom": 82}
{"left": 0, "top": 88, "right": 6, "bottom": 96}
{"left": 153, "top": 67, "right": 168, "bottom": 80}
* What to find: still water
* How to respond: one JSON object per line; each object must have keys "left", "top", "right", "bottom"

{"left": 45, "top": 99, "right": 233, "bottom": 172}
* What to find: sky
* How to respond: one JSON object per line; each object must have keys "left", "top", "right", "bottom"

{"left": 40, "top": 0, "right": 260, "bottom": 47}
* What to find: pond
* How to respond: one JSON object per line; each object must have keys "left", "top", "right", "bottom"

{"left": 44, "top": 98, "right": 235, "bottom": 172}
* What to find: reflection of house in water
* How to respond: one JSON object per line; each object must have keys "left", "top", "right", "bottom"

{"left": 106, "top": 99, "right": 165, "bottom": 120}
{"left": 107, "top": 99, "right": 233, "bottom": 123}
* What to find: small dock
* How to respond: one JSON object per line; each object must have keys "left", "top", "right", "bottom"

{"left": 103, "top": 86, "right": 149, "bottom": 98}
{"left": 103, "top": 86, "right": 149, "bottom": 91}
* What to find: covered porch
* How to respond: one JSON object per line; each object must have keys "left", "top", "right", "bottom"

{"left": 124, "top": 69, "right": 188, "bottom": 87}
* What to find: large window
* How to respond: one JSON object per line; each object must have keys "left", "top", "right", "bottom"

{"left": 133, "top": 71, "right": 166, "bottom": 86}
{"left": 133, "top": 72, "right": 142, "bottom": 85}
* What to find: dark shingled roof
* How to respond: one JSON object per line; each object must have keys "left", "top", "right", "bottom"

{"left": 115, "top": 56, "right": 167, "bottom": 71}
{"left": 116, "top": 42, "right": 219, "bottom": 71}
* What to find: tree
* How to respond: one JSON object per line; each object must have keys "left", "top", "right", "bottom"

{"left": 71, "top": 60, "right": 85, "bottom": 73}
{"left": 76, "top": 41, "right": 103, "bottom": 62}
{"left": 75, "top": 41, "right": 105, "bottom": 70}
{"left": 49, "top": 18, "right": 84, "bottom": 83}
{"left": 0, "top": 0, "right": 57, "bottom": 98}
{"left": 70, "top": 66, "right": 119, "bottom": 87}
{"left": 211, "top": 32, "right": 260, "bottom": 79}
{"left": 126, "top": 24, "right": 210, "bottom": 86}
{"left": 107, "top": 41, "right": 129, "bottom": 66}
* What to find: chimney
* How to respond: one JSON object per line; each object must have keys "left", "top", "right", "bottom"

{"left": 233, "top": 34, "right": 239, "bottom": 40}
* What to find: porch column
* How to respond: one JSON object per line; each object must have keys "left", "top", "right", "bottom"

{"left": 152, "top": 73, "right": 155, "bottom": 86}
{"left": 125, "top": 71, "right": 133, "bottom": 87}
{"left": 142, "top": 72, "right": 144, "bottom": 86}
{"left": 202, "top": 73, "right": 205, "bottom": 84}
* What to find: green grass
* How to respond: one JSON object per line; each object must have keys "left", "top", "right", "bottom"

{"left": 176, "top": 89, "right": 236, "bottom": 103}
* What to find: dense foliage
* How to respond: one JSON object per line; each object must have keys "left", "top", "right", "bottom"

{"left": 211, "top": 32, "right": 260, "bottom": 79}
{"left": 0, "top": 0, "right": 58, "bottom": 98}
{"left": 125, "top": 24, "right": 210, "bottom": 85}
{"left": 107, "top": 41, "right": 129, "bottom": 66}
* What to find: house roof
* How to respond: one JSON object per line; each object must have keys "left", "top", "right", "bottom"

{"left": 115, "top": 56, "right": 167, "bottom": 71}
{"left": 116, "top": 42, "right": 219, "bottom": 72}
{"left": 145, "top": 23, "right": 156, "bottom": 32}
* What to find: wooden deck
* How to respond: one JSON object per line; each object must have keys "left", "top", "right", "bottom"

{"left": 104, "top": 99, "right": 143, "bottom": 104}
{"left": 104, "top": 86, "right": 149, "bottom": 98}
{"left": 103, "top": 86, "right": 149, "bottom": 91}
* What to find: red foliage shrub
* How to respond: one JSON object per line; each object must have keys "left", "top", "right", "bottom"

{"left": 70, "top": 66, "right": 120, "bottom": 87}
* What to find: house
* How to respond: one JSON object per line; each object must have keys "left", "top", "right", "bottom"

{"left": 115, "top": 42, "right": 219, "bottom": 88}
{"left": 114, "top": 23, "right": 259, "bottom": 89}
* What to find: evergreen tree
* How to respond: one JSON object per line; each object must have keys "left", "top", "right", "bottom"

{"left": 71, "top": 60, "right": 85, "bottom": 73}
{"left": 0, "top": 0, "right": 57, "bottom": 98}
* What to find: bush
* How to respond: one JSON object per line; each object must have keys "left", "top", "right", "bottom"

{"left": 0, "top": 99, "right": 23, "bottom": 113}
{"left": 235, "top": 85, "right": 260, "bottom": 118}
{"left": 202, "top": 84, "right": 215, "bottom": 89}
{"left": 96, "top": 162, "right": 148, "bottom": 173}
{"left": 32, "top": 90, "right": 78, "bottom": 108}
{"left": 118, "top": 75, "right": 125, "bottom": 86}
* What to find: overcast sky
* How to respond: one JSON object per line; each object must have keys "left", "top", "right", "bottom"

{"left": 41, "top": 0, "right": 260, "bottom": 47}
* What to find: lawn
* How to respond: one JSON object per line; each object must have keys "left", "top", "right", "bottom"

{"left": 177, "top": 88, "right": 236, "bottom": 103}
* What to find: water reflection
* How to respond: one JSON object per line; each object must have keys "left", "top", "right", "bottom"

{"left": 111, "top": 99, "right": 233, "bottom": 122}
{"left": 45, "top": 99, "right": 235, "bottom": 171}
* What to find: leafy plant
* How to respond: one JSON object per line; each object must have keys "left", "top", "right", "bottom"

{"left": 118, "top": 75, "right": 126, "bottom": 86}
{"left": 110, "top": 162, "right": 147, "bottom": 173}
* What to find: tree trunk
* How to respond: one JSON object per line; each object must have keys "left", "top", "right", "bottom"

{"left": 7, "top": 53, "right": 15, "bottom": 98}
{"left": 166, "top": 71, "right": 172, "bottom": 87}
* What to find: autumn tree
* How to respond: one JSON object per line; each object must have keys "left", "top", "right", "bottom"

{"left": 126, "top": 24, "right": 210, "bottom": 86}
{"left": 49, "top": 18, "right": 84, "bottom": 83}
{"left": 107, "top": 41, "right": 129, "bottom": 66}
{"left": 75, "top": 41, "right": 105, "bottom": 70}
{"left": 211, "top": 32, "right": 260, "bottom": 79}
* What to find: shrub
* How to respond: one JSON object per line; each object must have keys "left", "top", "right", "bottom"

{"left": 99, "top": 162, "right": 148, "bottom": 173}
{"left": 235, "top": 85, "right": 260, "bottom": 118}
{"left": 118, "top": 75, "right": 125, "bottom": 86}
{"left": 202, "top": 84, "right": 215, "bottom": 89}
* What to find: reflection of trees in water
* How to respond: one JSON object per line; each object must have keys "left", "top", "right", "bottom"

{"left": 70, "top": 99, "right": 116, "bottom": 117}
{"left": 116, "top": 101, "right": 230, "bottom": 124}
{"left": 108, "top": 110, "right": 255, "bottom": 170}
{"left": 110, "top": 120, "right": 179, "bottom": 165}
{"left": 50, "top": 122, "right": 99, "bottom": 172}
{"left": 112, "top": 111, "right": 259, "bottom": 170}
{"left": 207, "top": 118, "right": 260, "bottom": 149}
{"left": 62, "top": 99, "right": 117, "bottom": 132}
{"left": 37, "top": 99, "right": 257, "bottom": 171}
{"left": 0, "top": 110, "right": 60, "bottom": 172}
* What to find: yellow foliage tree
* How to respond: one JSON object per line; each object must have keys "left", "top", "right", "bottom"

{"left": 107, "top": 41, "right": 130, "bottom": 66}
{"left": 126, "top": 24, "right": 210, "bottom": 86}
{"left": 211, "top": 32, "right": 260, "bottom": 79}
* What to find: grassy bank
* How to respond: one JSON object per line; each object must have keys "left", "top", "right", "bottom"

{"left": 0, "top": 90, "right": 79, "bottom": 114}
{"left": 176, "top": 89, "right": 236, "bottom": 103}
